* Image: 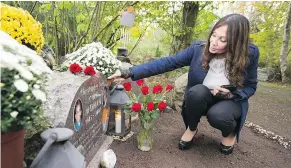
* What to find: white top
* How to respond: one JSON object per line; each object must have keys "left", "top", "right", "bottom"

{"left": 202, "top": 58, "right": 230, "bottom": 90}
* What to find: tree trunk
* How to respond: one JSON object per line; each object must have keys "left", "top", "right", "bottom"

{"left": 52, "top": 2, "right": 59, "bottom": 65}
{"left": 91, "top": 1, "right": 102, "bottom": 42}
{"left": 170, "top": 2, "right": 199, "bottom": 55}
{"left": 280, "top": 2, "right": 291, "bottom": 82}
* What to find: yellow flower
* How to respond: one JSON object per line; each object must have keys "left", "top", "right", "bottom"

{"left": 0, "top": 3, "right": 44, "bottom": 53}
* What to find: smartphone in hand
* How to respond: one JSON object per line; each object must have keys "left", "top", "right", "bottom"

{"left": 221, "top": 85, "right": 236, "bottom": 92}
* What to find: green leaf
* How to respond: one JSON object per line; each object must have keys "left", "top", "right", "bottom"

{"left": 126, "top": 100, "right": 133, "bottom": 105}
{"left": 146, "top": 95, "right": 152, "bottom": 102}
{"left": 144, "top": 112, "right": 151, "bottom": 120}
{"left": 76, "top": 13, "right": 86, "bottom": 23}
{"left": 77, "top": 24, "right": 87, "bottom": 34}
{"left": 45, "top": 3, "right": 52, "bottom": 11}
{"left": 56, "top": 17, "right": 60, "bottom": 23}
{"left": 150, "top": 111, "right": 160, "bottom": 119}
{"left": 53, "top": 8, "right": 59, "bottom": 17}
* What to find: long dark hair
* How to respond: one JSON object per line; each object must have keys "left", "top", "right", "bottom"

{"left": 203, "top": 14, "right": 250, "bottom": 88}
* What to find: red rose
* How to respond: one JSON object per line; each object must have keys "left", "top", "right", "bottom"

{"left": 158, "top": 101, "right": 167, "bottom": 112}
{"left": 123, "top": 82, "right": 132, "bottom": 91}
{"left": 131, "top": 103, "right": 142, "bottom": 112}
{"left": 146, "top": 102, "right": 155, "bottom": 111}
{"left": 152, "top": 85, "right": 163, "bottom": 94}
{"left": 141, "top": 86, "right": 149, "bottom": 95}
{"left": 136, "top": 79, "right": 144, "bottom": 86}
{"left": 84, "top": 66, "right": 96, "bottom": 76}
{"left": 166, "top": 84, "right": 174, "bottom": 91}
{"left": 69, "top": 63, "right": 82, "bottom": 73}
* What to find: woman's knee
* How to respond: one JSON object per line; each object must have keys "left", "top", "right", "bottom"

{"left": 186, "top": 84, "right": 210, "bottom": 102}
{"left": 206, "top": 109, "right": 234, "bottom": 129}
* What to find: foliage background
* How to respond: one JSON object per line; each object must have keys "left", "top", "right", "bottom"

{"left": 3, "top": 1, "right": 291, "bottom": 80}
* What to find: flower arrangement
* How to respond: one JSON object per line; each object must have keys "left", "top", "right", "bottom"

{"left": 0, "top": 30, "right": 52, "bottom": 132}
{"left": 62, "top": 42, "right": 122, "bottom": 78}
{"left": 0, "top": 3, "right": 45, "bottom": 53}
{"left": 122, "top": 79, "right": 174, "bottom": 151}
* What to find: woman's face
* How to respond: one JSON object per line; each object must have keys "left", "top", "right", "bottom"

{"left": 209, "top": 25, "right": 228, "bottom": 54}
{"left": 75, "top": 104, "right": 82, "bottom": 123}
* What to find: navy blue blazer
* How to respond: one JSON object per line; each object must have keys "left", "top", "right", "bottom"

{"left": 130, "top": 40, "right": 260, "bottom": 141}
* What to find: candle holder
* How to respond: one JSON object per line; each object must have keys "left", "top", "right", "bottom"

{"left": 106, "top": 85, "right": 131, "bottom": 137}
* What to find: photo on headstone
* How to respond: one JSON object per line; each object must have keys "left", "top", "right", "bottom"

{"left": 73, "top": 99, "right": 83, "bottom": 131}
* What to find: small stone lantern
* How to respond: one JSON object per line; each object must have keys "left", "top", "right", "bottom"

{"left": 107, "top": 85, "right": 131, "bottom": 137}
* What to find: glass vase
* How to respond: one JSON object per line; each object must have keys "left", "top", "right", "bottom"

{"left": 137, "top": 119, "right": 154, "bottom": 151}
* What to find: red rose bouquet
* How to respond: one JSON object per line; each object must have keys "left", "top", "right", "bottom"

{"left": 122, "top": 79, "right": 174, "bottom": 151}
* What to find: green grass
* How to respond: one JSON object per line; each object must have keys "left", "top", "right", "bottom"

{"left": 259, "top": 81, "right": 291, "bottom": 91}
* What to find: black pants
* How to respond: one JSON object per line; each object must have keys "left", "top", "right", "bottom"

{"left": 182, "top": 84, "right": 242, "bottom": 137}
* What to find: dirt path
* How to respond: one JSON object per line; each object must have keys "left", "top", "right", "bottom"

{"left": 110, "top": 82, "right": 291, "bottom": 168}
{"left": 248, "top": 82, "right": 291, "bottom": 140}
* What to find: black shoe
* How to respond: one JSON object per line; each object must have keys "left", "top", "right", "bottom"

{"left": 219, "top": 143, "right": 234, "bottom": 155}
{"left": 178, "top": 129, "right": 198, "bottom": 150}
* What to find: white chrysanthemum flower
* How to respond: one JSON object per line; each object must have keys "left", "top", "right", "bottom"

{"left": 10, "top": 111, "right": 19, "bottom": 118}
{"left": 32, "top": 89, "right": 47, "bottom": 101}
{"left": 14, "top": 75, "right": 20, "bottom": 79}
{"left": 14, "top": 79, "right": 29, "bottom": 92}
{"left": 29, "top": 61, "right": 46, "bottom": 75}
{"left": 18, "top": 68, "right": 34, "bottom": 80}
{"left": 62, "top": 40, "right": 122, "bottom": 76}
{"left": 33, "top": 84, "right": 40, "bottom": 89}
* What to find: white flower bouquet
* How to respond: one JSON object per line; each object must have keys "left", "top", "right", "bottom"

{"left": 0, "top": 31, "right": 52, "bottom": 132}
{"left": 62, "top": 42, "right": 122, "bottom": 78}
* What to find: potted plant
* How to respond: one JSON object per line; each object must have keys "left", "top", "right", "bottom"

{"left": 0, "top": 4, "right": 50, "bottom": 168}
{"left": 0, "top": 3, "right": 45, "bottom": 54}
{"left": 0, "top": 31, "right": 52, "bottom": 168}
{"left": 122, "top": 79, "right": 174, "bottom": 151}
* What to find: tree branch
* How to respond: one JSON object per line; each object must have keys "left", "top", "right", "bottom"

{"left": 287, "top": 46, "right": 291, "bottom": 56}
{"left": 74, "top": 2, "right": 99, "bottom": 50}
{"left": 106, "top": 25, "right": 121, "bottom": 46}
{"left": 52, "top": 2, "right": 59, "bottom": 65}
{"left": 91, "top": 1, "right": 102, "bottom": 41}
{"left": 199, "top": 1, "right": 211, "bottom": 11}
{"left": 128, "top": 25, "right": 150, "bottom": 56}
{"left": 107, "top": 37, "right": 122, "bottom": 50}
{"left": 92, "top": 1, "right": 139, "bottom": 42}
{"left": 29, "top": 1, "right": 38, "bottom": 14}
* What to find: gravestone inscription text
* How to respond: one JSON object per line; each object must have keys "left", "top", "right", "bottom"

{"left": 65, "top": 73, "right": 110, "bottom": 163}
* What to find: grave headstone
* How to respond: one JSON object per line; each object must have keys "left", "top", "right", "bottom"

{"left": 64, "top": 74, "right": 110, "bottom": 164}
{"left": 43, "top": 71, "right": 110, "bottom": 165}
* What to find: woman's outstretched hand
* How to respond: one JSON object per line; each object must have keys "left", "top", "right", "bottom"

{"left": 107, "top": 70, "right": 125, "bottom": 83}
